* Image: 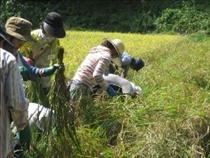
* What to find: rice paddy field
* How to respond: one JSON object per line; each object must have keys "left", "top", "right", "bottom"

{"left": 29, "top": 31, "right": 210, "bottom": 158}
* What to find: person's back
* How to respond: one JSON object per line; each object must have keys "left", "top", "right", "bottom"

{"left": 73, "top": 45, "right": 111, "bottom": 90}
{"left": 0, "top": 22, "right": 29, "bottom": 158}
{"left": 0, "top": 48, "right": 15, "bottom": 158}
{"left": 0, "top": 48, "right": 29, "bottom": 158}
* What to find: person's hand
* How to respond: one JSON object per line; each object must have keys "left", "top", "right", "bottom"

{"left": 58, "top": 63, "right": 65, "bottom": 73}
{"left": 106, "top": 85, "right": 117, "bottom": 97}
{"left": 43, "top": 64, "right": 60, "bottom": 76}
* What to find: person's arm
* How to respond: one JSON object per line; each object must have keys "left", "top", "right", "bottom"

{"left": 121, "top": 65, "right": 130, "bottom": 78}
{"left": 6, "top": 56, "right": 28, "bottom": 131}
{"left": 18, "top": 51, "right": 42, "bottom": 76}
{"left": 121, "top": 52, "right": 132, "bottom": 77}
{"left": 18, "top": 51, "right": 60, "bottom": 80}
{"left": 93, "top": 57, "right": 110, "bottom": 90}
{"left": 93, "top": 56, "right": 117, "bottom": 97}
{"left": 121, "top": 52, "right": 132, "bottom": 66}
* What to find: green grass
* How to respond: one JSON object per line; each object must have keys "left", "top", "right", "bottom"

{"left": 28, "top": 31, "right": 210, "bottom": 158}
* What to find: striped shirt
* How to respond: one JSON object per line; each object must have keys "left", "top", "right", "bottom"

{"left": 0, "top": 48, "right": 29, "bottom": 158}
{"left": 73, "top": 45, "right": 111, "bottom": 90}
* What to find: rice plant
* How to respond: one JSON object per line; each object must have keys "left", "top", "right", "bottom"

{"left": 26, "top": 31, "right": 210, "bottom": 158}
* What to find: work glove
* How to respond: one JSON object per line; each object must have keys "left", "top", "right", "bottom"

{"left": 19, "top": 66, "right": 38, "bottom": 81}
{"left": 58, "top": 63, "right": 65, "bottom": 73}
{"left": 43, "top": 64, "right": 60, "bottom": 76}
{"left": 106, "top": 85, "right": 117, "bottom": 97}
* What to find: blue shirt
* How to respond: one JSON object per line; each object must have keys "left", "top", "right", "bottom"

{"left": 121, "top": 52, "right": 132, "bottom": 67}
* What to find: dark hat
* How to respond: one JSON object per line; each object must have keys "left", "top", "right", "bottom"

{"left": 131, "top": 58, "right": 145, "bottom": 71}
{"left": 5, "top": 17, "right": 34, "bottom": 41}
{"left": 43, "top": 12, "right": 66, "bottom": 38}
{"left": 0, "top": 23, "right": 13, "bottom": 47}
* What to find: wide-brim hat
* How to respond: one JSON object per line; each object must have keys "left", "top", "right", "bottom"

{"left": 43, "top": 12, "right": 66, "bottom": 38}
{"left": 5, "top": 17, "right": 34, "bottom": 42}
{"left": 107, "top": 38, "right": 125, "bottom": 67}
{"left": 111, "top": 58, "right": 122, "bottom": 67}
{"left": 0, "top": 24, "right": 13, "bottom": 47}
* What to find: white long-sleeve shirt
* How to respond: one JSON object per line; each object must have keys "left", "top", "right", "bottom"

{"left": 103, "top": 74, "right": 143, "bottom": 96}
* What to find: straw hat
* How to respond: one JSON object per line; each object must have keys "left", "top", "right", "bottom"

{"left": 107, "top": 39, "right": 125, "bottom": 56}
{"left": 107, "top": 38, "right": 125, "bottom": 67}
{"left": 43, "top": 12, "right": 66, "bottom": 38}
{"left": 5, "top": 17, "right": 34, "bottom": 41}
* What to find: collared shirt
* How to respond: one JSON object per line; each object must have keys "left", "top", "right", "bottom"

{"left": 73, "top": 45, "right": 111, "bottom": 90}
{"left": 0, "top": 48, "right": 28, "bottom": 158}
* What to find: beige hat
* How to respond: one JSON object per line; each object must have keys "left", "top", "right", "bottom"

{"left": 108, "top": 38, "right": 125, "bottom": 56}
{"left": 5, "top": 17, "right": 34, "bottom": 41}
{"left": 107, "top": 38, "right": 125, "bottom": 67}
